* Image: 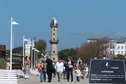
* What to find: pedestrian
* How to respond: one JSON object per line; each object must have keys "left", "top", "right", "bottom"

{"left": 45, "top": 56, "right": 54, "bottom": 82}
{"left": 75, "top": 66, "right": 81, "bottom": 82}
{"left": 79, "top": 62, "right": 85, "bottom": 79}
{"left": 63, "top": 62, "right": 68, "bottom": 79}
{"left": 55, "top": 58, "right": 64, "bottom": 82}
{"left": 37, "top": 61, "right": 43, "bottom": 82}
{"left": 41, "top": 58, "right": 46, "bottom": 82}
{"left": 77, "top": 58, "right": 82, "bottom": 66}
{"left": 52, "top": 61, "right": 56, "bottom": 78}
{"left": 67, "top": 56, "right": 74, "bottom": 82}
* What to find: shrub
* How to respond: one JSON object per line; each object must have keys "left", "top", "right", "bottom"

{"left": 0, "top": 58, "right": 6, "bottom": 69}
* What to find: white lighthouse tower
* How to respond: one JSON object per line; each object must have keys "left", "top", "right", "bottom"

{"left": 50, "top": 16, "right": 59, "bottom": 62}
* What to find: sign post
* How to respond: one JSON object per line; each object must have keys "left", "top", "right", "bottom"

{"left": 89, "top": 59, "right": 126, "bottom": 84}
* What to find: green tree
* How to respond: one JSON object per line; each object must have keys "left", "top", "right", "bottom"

{"left": 117, "top": 54, "right": 124, "bottom": 60}
{"left": 0, "top": 58, "right": 6, "bottom": 69}
{"left": 58, "top": 48, "right": 78, "bottom": 62}
{"left": 34, "top": 39, "right": 47, "bottom": 58}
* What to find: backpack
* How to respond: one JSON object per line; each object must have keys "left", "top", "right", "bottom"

{"left": 37, "top": 63, "right": 42, "bottom": 72}
{"left": 42, "top": 62, "right": 46, "bottom": 70}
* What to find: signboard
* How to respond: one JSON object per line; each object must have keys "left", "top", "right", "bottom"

{"left": 89, "top": 59, "right": 126, "bottom": 84}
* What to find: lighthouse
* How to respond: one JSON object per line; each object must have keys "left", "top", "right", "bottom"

{"left": 50, "top": 16, "right": 59, "bottom": 62}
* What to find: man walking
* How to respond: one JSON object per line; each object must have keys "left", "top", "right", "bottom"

{"left": 55, "top": 58, "right": 64, "bottom": 82}
{"left": 45, "top": 56, "right": 54, "bottom": 82}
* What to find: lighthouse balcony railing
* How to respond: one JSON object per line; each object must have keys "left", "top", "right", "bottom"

{"left": 49, "top": 40, "right": 59, "bottom": 43}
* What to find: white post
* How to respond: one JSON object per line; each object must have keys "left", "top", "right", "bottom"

{"left": 23, "top": 36, "right": 25, "bottom": 67}
{"left": 31, "top": 48, "right": 33, "bottom": 69}
{"left": 10, "top": 17, "right": 13, "bottom": 70}
{"left": 12, "top": 33, "right": 14, "bottom": 49}
{"left": 34, "top": 49, "right": 35, "bottom": 67}
{"left": 36, "top": 51, "right": 37, "bottom": 66}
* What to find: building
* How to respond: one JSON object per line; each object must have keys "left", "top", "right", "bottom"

{"left": 87, "top": 37, "right": 126, "bottom": 56}
{"left": 0, "top": 45, "right": 23, "bottom": 69}
{"left": 109, "top": 37, "right": 126, "bottom": 56}
{"left": 50, "top": 16, "right": 59, "bottom": 62}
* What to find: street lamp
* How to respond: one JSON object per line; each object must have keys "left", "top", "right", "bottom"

{"left": 10, "top": 17, "right": 18, "bottom": 70}
{"left": 35, "top": 49, "right": 40, "bottom": 66}
{"left": 32, "top": 48, "right": 36, "bottom": 67}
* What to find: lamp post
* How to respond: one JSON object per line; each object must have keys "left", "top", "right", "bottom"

{"left": 10, "top": 17, "right": 18, "bottom": 70}
{"left": 35, "top": 49, "right": 40, "bottom": 66}
{"left": 32, "top": 48, "right": 36, "bottom": 67}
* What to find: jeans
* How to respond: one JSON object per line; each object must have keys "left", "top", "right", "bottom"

{"left": 76, "top": 76, "right": 80, "bottom": 81}
{"left": 63, "top": 70, "right": 67, "bottom": 79}
{"left": 67, "top": 68, "right": 73, "bottom": 82}
{"left": 40, "top": 70, "right": 46, "bottom": 82}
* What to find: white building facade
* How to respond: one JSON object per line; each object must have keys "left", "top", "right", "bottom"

{"left": 88, "top": 37, "right": 126, "bottom": 56}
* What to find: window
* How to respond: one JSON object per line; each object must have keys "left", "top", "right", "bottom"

{"left": 121, "top": 51, "right": 123, "bottom": 54}
{"left": 113, "top": 45, "right": 115, "bottom": 49}
{"left": 110, "top": 46, "right": 112, "bottom": 49}
{"left": 110, "top": 51, "right": 112, "bottom": 55}
{"left": 53, "top": 29, "right": 55, "bottom": 31}
{"left": 53, "top": 38, "right": 55, "bottom": 40}
{"left": 113, "top": 51, "right": 114, "bottom": 54}
{"left": 121, "top": 46, "right": 123, "bottom": 49}
{"left": 53, "top": 51, "right": 55, "bottom": 53}
{"left": 118, "top": 46, "right": 120, "bottom": 49}
{"left": 0, "top": 52, "right": 2, "bottom": 58}
{"left": 118, "top": 51, "right": 120, "bottom": 54}
{"left": 53, "top": 33, "right": 55, "bottom": 35}
{"left": 53, "top": 57, "right": 55, "bottom": 60}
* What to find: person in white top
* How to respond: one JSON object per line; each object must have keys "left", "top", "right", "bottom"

{"left": 77, "top": 58, "right": 82, "bottom": 66}
{"left": 75, "top": 67, "right": 81, "bottom": 82}
{"left": 55, "top": 58, "right": 64, "bottom": 82}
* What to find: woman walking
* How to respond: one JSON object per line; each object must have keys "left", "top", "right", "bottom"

{"left": 67, "top": 56, "right": 74, "bottom": 82}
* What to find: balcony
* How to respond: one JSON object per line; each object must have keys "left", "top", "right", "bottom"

{"left": 49, "top": 40, "right": 59, "bottom": 44}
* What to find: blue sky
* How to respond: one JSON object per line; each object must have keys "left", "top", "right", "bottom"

{"left": 0, "top": 0, "right": 126, "bottom": 51}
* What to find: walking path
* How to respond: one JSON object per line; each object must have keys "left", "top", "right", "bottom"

{"left": 18, "top": 74, "right": 89, "bottom": 84}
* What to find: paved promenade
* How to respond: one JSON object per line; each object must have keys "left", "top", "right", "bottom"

{"left": 18, "top": 74, "right": 89, "bottom": 84}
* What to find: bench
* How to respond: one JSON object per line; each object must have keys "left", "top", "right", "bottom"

{"left": 0, "top": 70, "right": 18, "bottom": 84}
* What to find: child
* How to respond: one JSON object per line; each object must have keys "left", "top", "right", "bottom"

{"left": 75, "top": 67, "right": 81, "bottom": 82}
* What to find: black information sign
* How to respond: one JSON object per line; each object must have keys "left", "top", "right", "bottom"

{"left": 89, "top": 59, "right": 126, "bottom": 84}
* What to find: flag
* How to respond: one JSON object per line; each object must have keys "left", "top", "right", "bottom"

{"left": 24, "top": 38, "right": 28, "bottom": 41}
{"left": 12, "top": 21, "right": 19, "bottom": 25}
{"left": 31, "top": 39, "right": 35, "bottom": 48}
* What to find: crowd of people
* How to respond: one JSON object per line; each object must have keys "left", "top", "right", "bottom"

{"left": 37, "top": 56, "right": 87, "bottom": 83}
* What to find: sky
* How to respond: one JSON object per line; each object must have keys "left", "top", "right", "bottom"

{"left": 0, "top": 0, "right": 126, "bottom": 51}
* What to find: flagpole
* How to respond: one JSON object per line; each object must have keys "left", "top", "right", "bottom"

{"left": 23, "top": 35, "right": 25, "bottom": 67}
{"left": 10, "top": 17, "right": 13, "bottom": 70}
{"left": 31, "top": 40, "right": 33, "bottom": 69}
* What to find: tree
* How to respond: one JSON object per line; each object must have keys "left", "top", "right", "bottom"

{"left": 77, "top": 37, "right": 110, "bottom": 63}
{"left": 117, "top": 54, "right": 124, "bottom": 60}
{"left": 0, "top": 58, "right": 6, "bottom": 69}
{"left": 34, "top": 39, "right": 47, "bottom": 58}
{"left": 58, "top": 48, "right": 78, "bottom": 62}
